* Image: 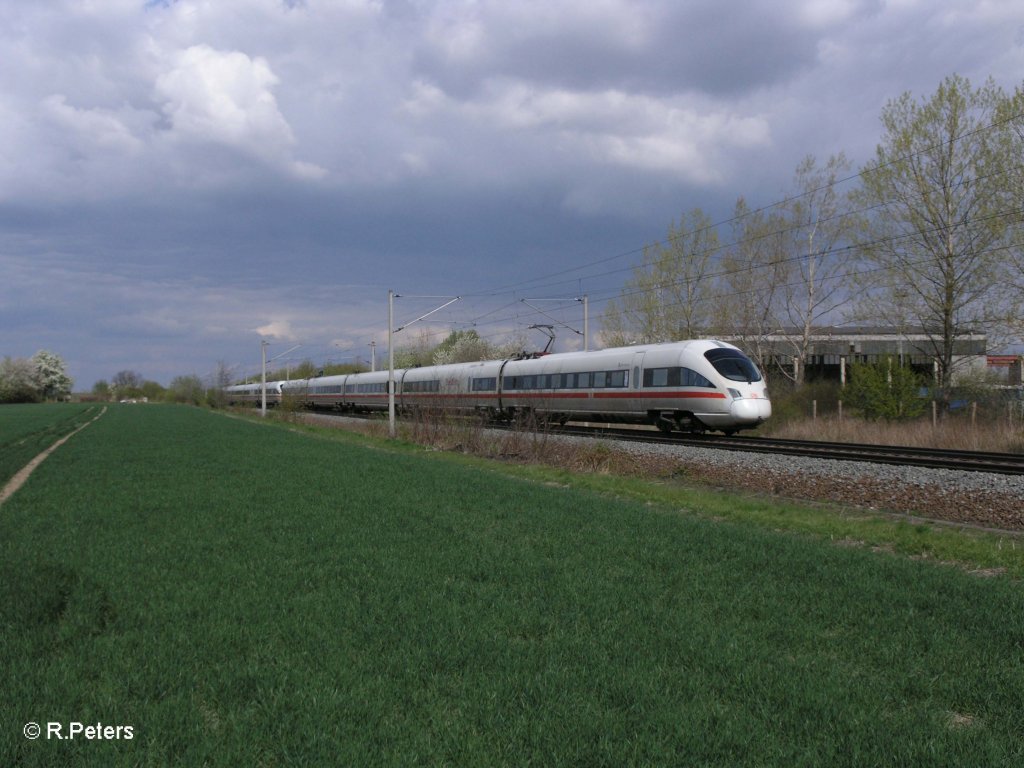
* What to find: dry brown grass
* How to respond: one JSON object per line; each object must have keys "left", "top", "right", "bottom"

{"left": 768, "top": 413, "right": 1024, "bottom": 453}
{"left": 296, "top": 410, "right": 682, "bottom": 480}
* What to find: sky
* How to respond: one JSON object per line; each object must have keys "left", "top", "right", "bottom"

{"left": 2, "top": 0, "right": 1023, "bottom": 389}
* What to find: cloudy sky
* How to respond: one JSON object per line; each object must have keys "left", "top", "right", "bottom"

{"left": 2, "top": 0, "right": 1023, "bottom": 388}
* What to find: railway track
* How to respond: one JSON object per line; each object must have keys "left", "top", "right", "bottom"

{"left": 553, "top": 424, "right": 1024, "bottom": 475}
{"left": 298, "top": 409, "right": 1024, "bottom": 475}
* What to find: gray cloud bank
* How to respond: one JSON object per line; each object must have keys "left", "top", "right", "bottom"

{"left": 1, "top": 0, "right": 1022, "bottom": 386}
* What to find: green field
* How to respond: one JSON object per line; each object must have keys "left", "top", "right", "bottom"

{"left": 0, "top": 403, "right": 98, "bottom": 487}
{"left": 1, "top": 404, "right": 1023, "bottom": 766}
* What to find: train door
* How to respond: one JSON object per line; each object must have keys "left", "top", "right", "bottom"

{"left": 631, "top": 351, "right": 645, "bottom": 389}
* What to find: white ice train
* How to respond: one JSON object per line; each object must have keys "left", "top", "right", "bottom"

{"left": 224, "top": 340, "right": 771, "bottom": 434}
{"left": 222, "top": 380, "right": 284, "bottom": 406}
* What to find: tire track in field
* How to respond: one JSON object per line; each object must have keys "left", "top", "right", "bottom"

{"left": 0, "top": 406, "right": 108, "bottom": 507}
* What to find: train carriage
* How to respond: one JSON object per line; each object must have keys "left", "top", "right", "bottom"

{"left": 223, "top": 380, "right": 285, "bottom": 407}
{"left": 496, "top": 340, "right": 769, "bottom": 432}
{"left": 225, "top": 339, "right": 770, "bottom": 433}
{"left": 345, "top": 370, "right": 392, "bottom": 412}
{"left": 499, "top": 348, "right": 632, "bottom": 421}
{"left": 284, "top": 375, "right": 348, "bottom": 409}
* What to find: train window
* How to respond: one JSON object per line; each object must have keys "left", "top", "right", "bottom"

{"left": 592, "top": 372, "right": 607, "bottom": 388}
{"left": 646, "top": 368, "right": 669, "bottom": 387}
{"left": 609, "top": 371, "right": 627, "bottom": 388}
{"left": 704, "top": 349, "right": 762, "bottom": 382}
{"left": 644, "top": 367, "right": 715, "bottom": 388}
{"left": 472, "top": 377, "right": 496, "bottom": 391}
{"left": 682, "top": 368, "right": 714, "bottom": 388}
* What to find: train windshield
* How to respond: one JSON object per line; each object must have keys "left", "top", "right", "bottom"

{"left": 704, "top": 349, "right": 762, "bottom": 383}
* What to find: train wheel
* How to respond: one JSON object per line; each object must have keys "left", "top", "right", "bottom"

{"left": 677, "top": 414, "right": 704, "bottom": 434}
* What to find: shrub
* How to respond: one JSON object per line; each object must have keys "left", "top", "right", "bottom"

{"left": 846, "top": 357, "right": 926, "bottom": 421}
{"left": 765, "top": 378, "right": 842, "bottom": 426}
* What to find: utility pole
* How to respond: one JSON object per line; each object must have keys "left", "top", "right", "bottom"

{"left": 370, "top": 340, "right": 377, "bottom": 372}
{"left": 521, "top": 295, "right": 589, "bottom": 350}
{"left": 260, "top": 341, "right": 301, "bottom": 418}
{"left": 387, "top": 290, "right": 461, "bottom": 438}
{"left": 388, "top": 290, "right": 395, "bottom": 436}
{"left": 581, "top": 294, "right": 589, "bottom": 351}
{"left": 260, "top": 340, "right": 269, "bottom": 417}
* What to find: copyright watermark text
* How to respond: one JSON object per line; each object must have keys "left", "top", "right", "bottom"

{"left": 23, "top": 721, "right": 134, "bottom": 741}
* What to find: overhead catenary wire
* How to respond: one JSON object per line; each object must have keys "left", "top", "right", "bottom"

{"left": 462, "top": 107, "right": 1024, "bottom": 300}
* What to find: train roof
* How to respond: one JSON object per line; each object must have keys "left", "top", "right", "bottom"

{"left": 513, "top": 339, "right": 739, "bottom": 363}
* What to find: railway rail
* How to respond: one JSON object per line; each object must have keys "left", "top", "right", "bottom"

{"left": 298, "top": 410, "right": 1024, "bottom": 475}
{"left": 552, "top": 423, "right": 1024, "bottom": 475}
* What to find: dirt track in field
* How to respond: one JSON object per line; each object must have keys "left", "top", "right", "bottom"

{"left": 0, "top": 406, "right": 107, "bottom": 507}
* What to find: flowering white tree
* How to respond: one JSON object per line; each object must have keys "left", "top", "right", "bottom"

{"left": 32, "top": 350, "right": 73, "bottom": 400}
{"left": 0, "top": 356, "right": 40, "bottom": 402}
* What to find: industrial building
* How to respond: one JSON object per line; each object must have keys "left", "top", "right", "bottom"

{"left": 736, "top": 326, "right": 1006, "bottom": 385}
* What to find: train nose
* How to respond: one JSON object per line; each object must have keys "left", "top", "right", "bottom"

{"left": 730, "top": 396, "right": 772, "bottom": 424}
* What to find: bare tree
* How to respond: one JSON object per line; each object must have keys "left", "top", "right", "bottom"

{"left": 212, "top": 360, "right": 234, "bottom": 390}
{"left": 852, "top": 74, "right": 1021, "bottom": 388}
{"left": 601, "top": 209, "right": 721, "bottom": 344}
{"left": 111, "top": 369, "right": 143, "bottom": 395}
{"left": 713, "top": 198, "right": 790, "bottom": 375}
{"left": 777, "top": 154, "right": 859, "bottom": 384}
{"left": 996, "top": 81, "right": 1024, "bottom": 340}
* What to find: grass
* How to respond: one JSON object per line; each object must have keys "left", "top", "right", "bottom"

{"left": 762, "top": 380, "right": 1024, "bottom": 453}
{"left": 296, "top": 410, "right": 1024, "bottom": 577}
{"left": 769, "top": 413, "right": 1024, "bottom": 453}
{"left": 0, "top": 403, "right": 98, "bottom": 486}
{"left": 2, "top": 404, "right": 1024, "bottom": 766}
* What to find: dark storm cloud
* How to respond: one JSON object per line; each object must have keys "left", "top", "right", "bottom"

{"left": 1, "top": 0, "right": 1022, "bottom": 388}
{"left": 412, "top": 0, "right": 834, "bottom": 99}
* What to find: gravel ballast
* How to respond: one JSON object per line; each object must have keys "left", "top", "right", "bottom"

{"left": 595, "top": 436, "right": 1024, "bottom": 532}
